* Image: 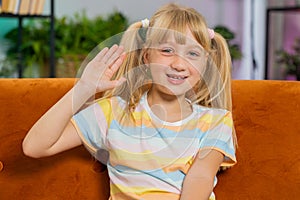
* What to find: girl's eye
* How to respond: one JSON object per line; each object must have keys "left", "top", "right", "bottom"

{"left": 188, "top": 51, "right": 200, "bottom": 57}
{"left": 160, "top": 47, "right": 174, "bottom": 55}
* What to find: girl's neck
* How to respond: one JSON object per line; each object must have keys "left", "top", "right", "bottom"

{"left": 147, "top": 89, "right": 193, "bottom": 122}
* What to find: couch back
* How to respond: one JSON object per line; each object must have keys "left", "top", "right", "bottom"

{"left": 0, "top": 79, "right": 299, "bottom": 199}
{"left": 216, "top": 80, "right": 300, "bottom": 199}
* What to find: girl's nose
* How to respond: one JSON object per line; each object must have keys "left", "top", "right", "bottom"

{"left": 170, "top": 54, "right": 187, "bottom": 71}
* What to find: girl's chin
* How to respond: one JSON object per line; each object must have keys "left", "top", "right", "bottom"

{"left": 150, "top": 85, "right": 188, "bottom": 97}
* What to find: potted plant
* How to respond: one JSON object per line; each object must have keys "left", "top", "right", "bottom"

{"left": 3, "top": 11, "right": 128, "bottom": 78}
{"left": 276, "top": 38, "right": 300, "bottom": 81}
{"left": 214, "top": 25, "right": 242, "bottom": 61}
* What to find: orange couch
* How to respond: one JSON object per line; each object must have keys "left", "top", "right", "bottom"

{"left": 0, "top": 78, "right": 300, "bottom": 199}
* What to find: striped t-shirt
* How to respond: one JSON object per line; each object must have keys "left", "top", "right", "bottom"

{"left": 71, "top": 93, "right": 236, "bottom": 200}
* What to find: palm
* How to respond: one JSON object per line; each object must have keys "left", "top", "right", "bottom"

{"left": 80, "top": 45, "right": 126, "bottom": 93}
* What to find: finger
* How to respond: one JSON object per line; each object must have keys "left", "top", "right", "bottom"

{"left": 101, "top": 44, "right": 119, "bottom": 64}
{"left": 106, "top": 46, "right": 125, "bottom": 67}
{"left": 93, "top": 47, "right": 109, "bottom": 62}
{"left": 110, "top": 52, "right": 126, "bottom": 74}
{"left": 100, "top": 53, "right": 125, "bottom": 81}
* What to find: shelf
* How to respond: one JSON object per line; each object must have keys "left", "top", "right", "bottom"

{"left": 0, "top": 13, "right": 51, "bottom": 18}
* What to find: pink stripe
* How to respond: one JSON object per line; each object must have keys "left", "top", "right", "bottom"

{"left": 93, "top": 104, "right": 108, "bottom": 142}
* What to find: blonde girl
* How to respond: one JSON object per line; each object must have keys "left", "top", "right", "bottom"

{"left": 23, "top": 3, "right": 237, "bottom": 200}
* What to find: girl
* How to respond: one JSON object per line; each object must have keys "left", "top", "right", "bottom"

{"left": 23, "top": 3, "right": 237, "bottom": 200}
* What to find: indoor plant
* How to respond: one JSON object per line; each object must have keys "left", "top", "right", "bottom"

{"left": 2, "top": 18, "right": 241, "bottom": 77}
{"left": 214, "top": 25, "right": 242, "bottom": 61}
{"left": 276, "top": 37, "right": 300, "bottom": 80}
{"left": 3, "top": 11, "right": 128, "bottom": 77}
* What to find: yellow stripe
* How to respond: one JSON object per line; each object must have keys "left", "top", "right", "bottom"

{"left": 110, "top": 184, "right": 167, "bottom": 195}
{"left": 223, "top": 111, "right": 233, "bottom": 127}
{"left": 97, "top": 98, "right": 113, "bottom": 125}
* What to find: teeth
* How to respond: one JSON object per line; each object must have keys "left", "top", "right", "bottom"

{"left": 172, "top": 76, "right": 183, "bottom": 80}
{"left": 167, "top": 74, "right": 186, "bottom": 80}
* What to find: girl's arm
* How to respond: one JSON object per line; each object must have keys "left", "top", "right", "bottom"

{"left": 180, "top": 149, "right": 224, "bottom": 200}
{"left": 22, "top": 45, "right": 126, "bottom": 158}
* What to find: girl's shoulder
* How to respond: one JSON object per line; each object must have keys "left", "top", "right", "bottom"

{"left": 193, "top": 104, "right": 231, "bottom": 118}
{"left": 192, "top": 105, "right": 233, "bottom": 129}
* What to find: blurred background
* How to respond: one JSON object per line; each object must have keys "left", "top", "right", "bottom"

{"left": 0, "top": 0, "right": 299, "bottom": 80}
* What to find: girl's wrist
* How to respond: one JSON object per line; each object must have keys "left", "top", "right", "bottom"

{"left": 75, "top": 79, "right": 97, "bottom": 98}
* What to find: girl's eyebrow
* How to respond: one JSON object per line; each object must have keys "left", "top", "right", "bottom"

{"left": 188, "top": 44, "right": 203, "bottom": 49}
{"left": 157, "top": 41, "right": 204, "bottom": 51}
{"left": 157, "top": 41, "right": 173, "bottom": 45}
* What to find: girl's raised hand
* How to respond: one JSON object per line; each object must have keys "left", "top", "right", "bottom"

{"left": 78, "top": 44, "right": 126, "bottom": 95}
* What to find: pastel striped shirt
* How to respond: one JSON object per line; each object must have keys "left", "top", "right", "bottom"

{"left": 71, "top": 94, "right": 236, "bottom": 199}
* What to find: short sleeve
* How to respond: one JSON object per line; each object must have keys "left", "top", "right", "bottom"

{"left": 71, "top": 99, "right": 112, "bottom": 158}
{"left": 199, "top": 110, "right": 237, "bottom": 166}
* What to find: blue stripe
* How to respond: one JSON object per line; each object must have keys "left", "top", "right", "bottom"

{"left": 200, "top": 139, "right": 235, "bottom": 158}
{"left": 73, "top": 114, "right": 102, "bottom": 149}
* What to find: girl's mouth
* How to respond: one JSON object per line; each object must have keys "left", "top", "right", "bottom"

{"left": 166, "top": 74, "right": 188, "bottom": 84}
{"left": 166, "top": 74, "right": 188, "bottom": 80}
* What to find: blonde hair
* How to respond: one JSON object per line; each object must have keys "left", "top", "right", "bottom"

{"left": 101, "top": 3, "right": 236, "bottom": 145}
{"left": 103, "top": 3, "right": 232, "bottom": 108}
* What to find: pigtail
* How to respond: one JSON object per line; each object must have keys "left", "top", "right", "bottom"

{"left": 188, "top": 32, "right": 232, "bottom": 113}
{"left": 189, "top": 31, "right": 237, "bottom": 149}
{"left": 104, "top": 21, "right": 151, "bottom": 112}
{"left": 210, "top": 33, "right": 238, "bottom": 148}
{"left": 210, "top": 32, "right": 233, "bottom": 112}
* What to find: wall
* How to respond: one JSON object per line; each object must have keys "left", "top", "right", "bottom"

{"left": 44, "top": 0, "right": 243, "bottom": 29}
{"left": 44, "top": 0, "right": 244, "bottom": 44}
{"left": 236, "top": 0, "right": 267, "bottom": 80}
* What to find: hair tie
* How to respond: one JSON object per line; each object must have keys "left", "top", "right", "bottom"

{"left": 207, "top": 28, "right": 215, "bottom": 39}
{"left": 141, "top": 18, "right": 149, "bottom": 28}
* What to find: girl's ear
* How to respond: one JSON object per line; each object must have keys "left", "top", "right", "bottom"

{"left": 143, "top": 50, "right": 150, "bottom": 64}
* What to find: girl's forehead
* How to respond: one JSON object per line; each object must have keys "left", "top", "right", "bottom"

{"left": 148, "top": 28, "right": 201, "bottom": 45}
{"left": 154, "top": 32, "right": 203, "bottom": 50}
{"left": 166, "top": 33, "right": 200, "bottom": 44}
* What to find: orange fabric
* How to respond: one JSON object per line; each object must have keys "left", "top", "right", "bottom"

{"left": 215, "top": 80, "right": 300, "bottom": 199}
{"left": 0, "top": 79, "right": 300, "bottom": 199}
{"left": 0, "top": 161, "right": 3, "bottom": 171}
{"left": 0, "top": 79, "right": 109, "bottom": 200}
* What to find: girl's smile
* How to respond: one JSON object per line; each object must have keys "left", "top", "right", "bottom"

{"left": 166, "top": 73, "right": 188, "bottom": 85}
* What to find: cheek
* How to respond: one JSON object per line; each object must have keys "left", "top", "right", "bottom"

{"left": 189, "top": 60, "right": 206, "bottom": 76}
{"left": 149, "top": 63, "right": 167, "bottom": 77}
{"left": 148, "top": 50, "right": 172, "bottom": 64}
{"left": 188, "top": 62, "right": 202, "bottom": 75}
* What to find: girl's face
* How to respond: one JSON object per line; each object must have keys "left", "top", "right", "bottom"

{"left": 144, "top": 28, "right": 206, "bottom": 97}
